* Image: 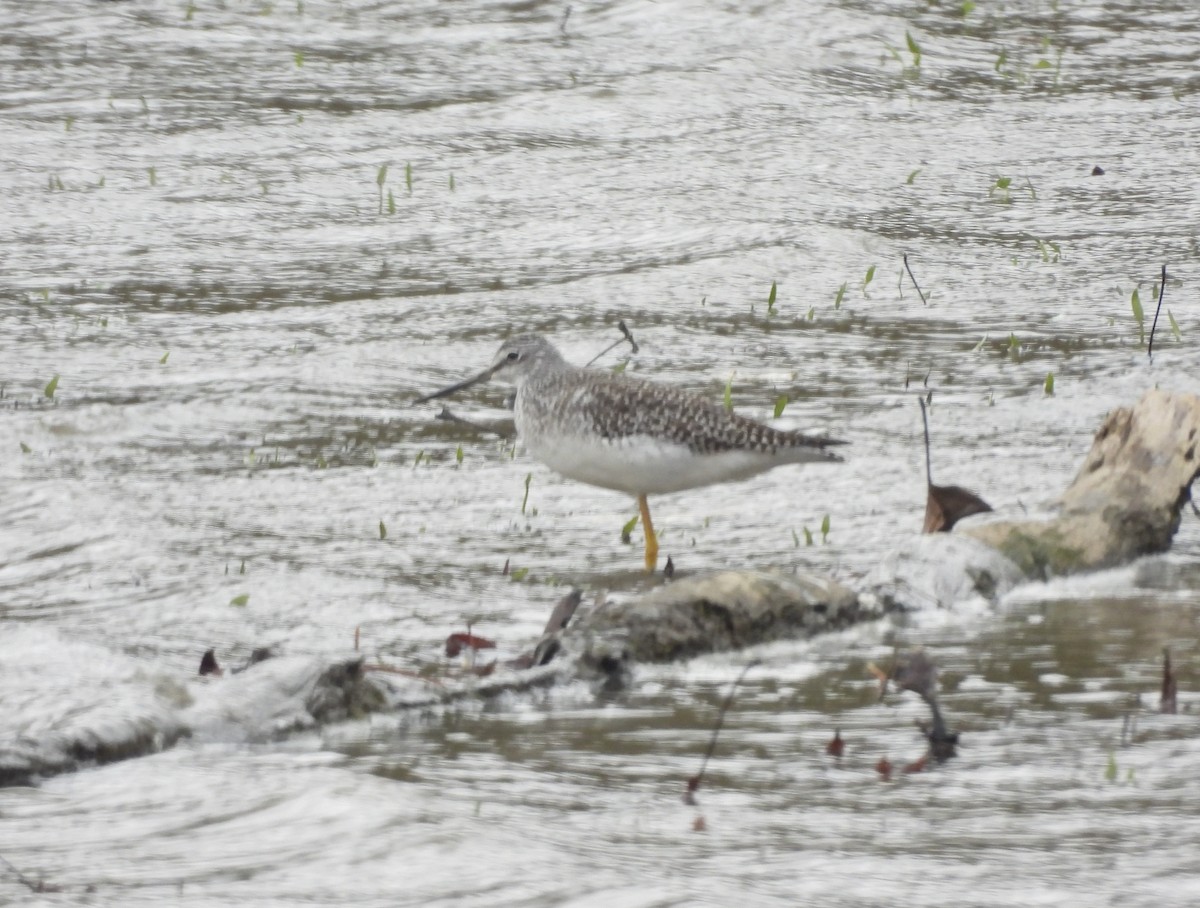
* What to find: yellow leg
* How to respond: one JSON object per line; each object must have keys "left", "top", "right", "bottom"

{"left": 638, "top": 494, "right": 659, "bottom": 573}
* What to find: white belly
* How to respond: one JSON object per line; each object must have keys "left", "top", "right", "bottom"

{"left": 524, "top": 431, "right": 784, "bottom": 496}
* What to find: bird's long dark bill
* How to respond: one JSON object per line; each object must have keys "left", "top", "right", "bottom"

{"left": 413, "top": 365, "right": 497, "bottom": 404}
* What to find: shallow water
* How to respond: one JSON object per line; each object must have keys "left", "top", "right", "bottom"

{"left": 2, "top": 0, "right": 1199, "bottom": 904}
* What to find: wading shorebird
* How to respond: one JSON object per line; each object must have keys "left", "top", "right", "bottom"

{"left": 415, "top": 334, "right": 845, "bottom": 572}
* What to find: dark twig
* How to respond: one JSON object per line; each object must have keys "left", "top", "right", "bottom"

{"left": 435, "top": 406, "right": 514, "bottom": 438}
{"left": 684, "top": 659, "right": 760, "bottom": 804}
{"left": 619, "top": 319, "right": 639, "bottom": 353}
{"left": 919, "top": 395, "right": 933, "bottom": 486}
{"left": 0, "top": 853, "right": 60, "bottom": 893}
{"left": 559, "top": 4, "right": 572, "bottom": 36}
{"left": 585, "top": 320, "right": 639, "bottom": 367}
{"left": 889, "top": 650, "right": 958, "bottom": 764}
{"left": 1147, "top": 264, "right": 1168, "bottom": 361}
{"left": 526, "top": 589, "right": 583, "bottom": 667}
{"left": 1161, "top": 647, "right": 1178, "bottom": 715}
{"left": 903, "top": 254, "right": 929, "bottom": 306}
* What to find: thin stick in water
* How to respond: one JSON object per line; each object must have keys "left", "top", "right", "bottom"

{"left": 684, "top": 659, "right": 760, "bottom": 803}
{"left": 585, "top": 321, "right": 639, "bottom": 367}
{"left": 919, "top": 395, "right": 933, "bottom": 486}
{"left": 618, "top": 319, "right": 639, "bottom": 354}
{"left": 1147, "top": 264, "right": 1168, "bottom": 360}
{"left": 0, "top": 852, "right": 60, "bottom": 893}
{"left": 903, "top": 254, "right": 929, "bottom": 307}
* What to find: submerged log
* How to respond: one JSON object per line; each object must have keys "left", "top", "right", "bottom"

{"left": 965, "top": 389, "right": 1200, "bottom": 579}
{"left": 567, "top": 570, "right": 869, "bottom": 666}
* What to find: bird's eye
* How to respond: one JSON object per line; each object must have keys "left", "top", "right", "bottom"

{"left": 506, "top": 351, "right": 520, "bottom": 362}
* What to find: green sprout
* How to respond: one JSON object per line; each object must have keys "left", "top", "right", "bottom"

{"left": 862, "top": 264, "right": 876, "bottom": 295}
{"left": 1131, "top": 288, "right": 1145, "bottom": 345}
{"left": 882, "top": 30, "right": 921, "bottom": 72}
{"left": 905, "top": 31, "right": 922, "bottom": 68}
{"left": 1008, "top": 333, "right": 1021, "bottom": 360}
{"left": 1034, "top": 237, "right": 1061, "bottom": 263}
{"left": 620, "top": 514, "right": 638, "bottom": 544}
{"left": 376, "top": 164, "right": 388, "bottom": 214}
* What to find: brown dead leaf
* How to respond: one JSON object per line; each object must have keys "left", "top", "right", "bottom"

{"left": 924, "top": 483, "right": 993, "bottom": 533}
{"left": 918, "top": 397, "right": 993, "bottom": 533}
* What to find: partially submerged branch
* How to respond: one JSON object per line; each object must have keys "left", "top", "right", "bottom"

{"left": 873, "top": 650, "right": 958, "bottom": 769}
{"left": 684, "top": 660, "right": 760, "bottom": 805}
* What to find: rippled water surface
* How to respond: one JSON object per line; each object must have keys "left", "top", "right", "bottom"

{"left": 2, "top": 0, "right": 1199, "bottom": 904}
